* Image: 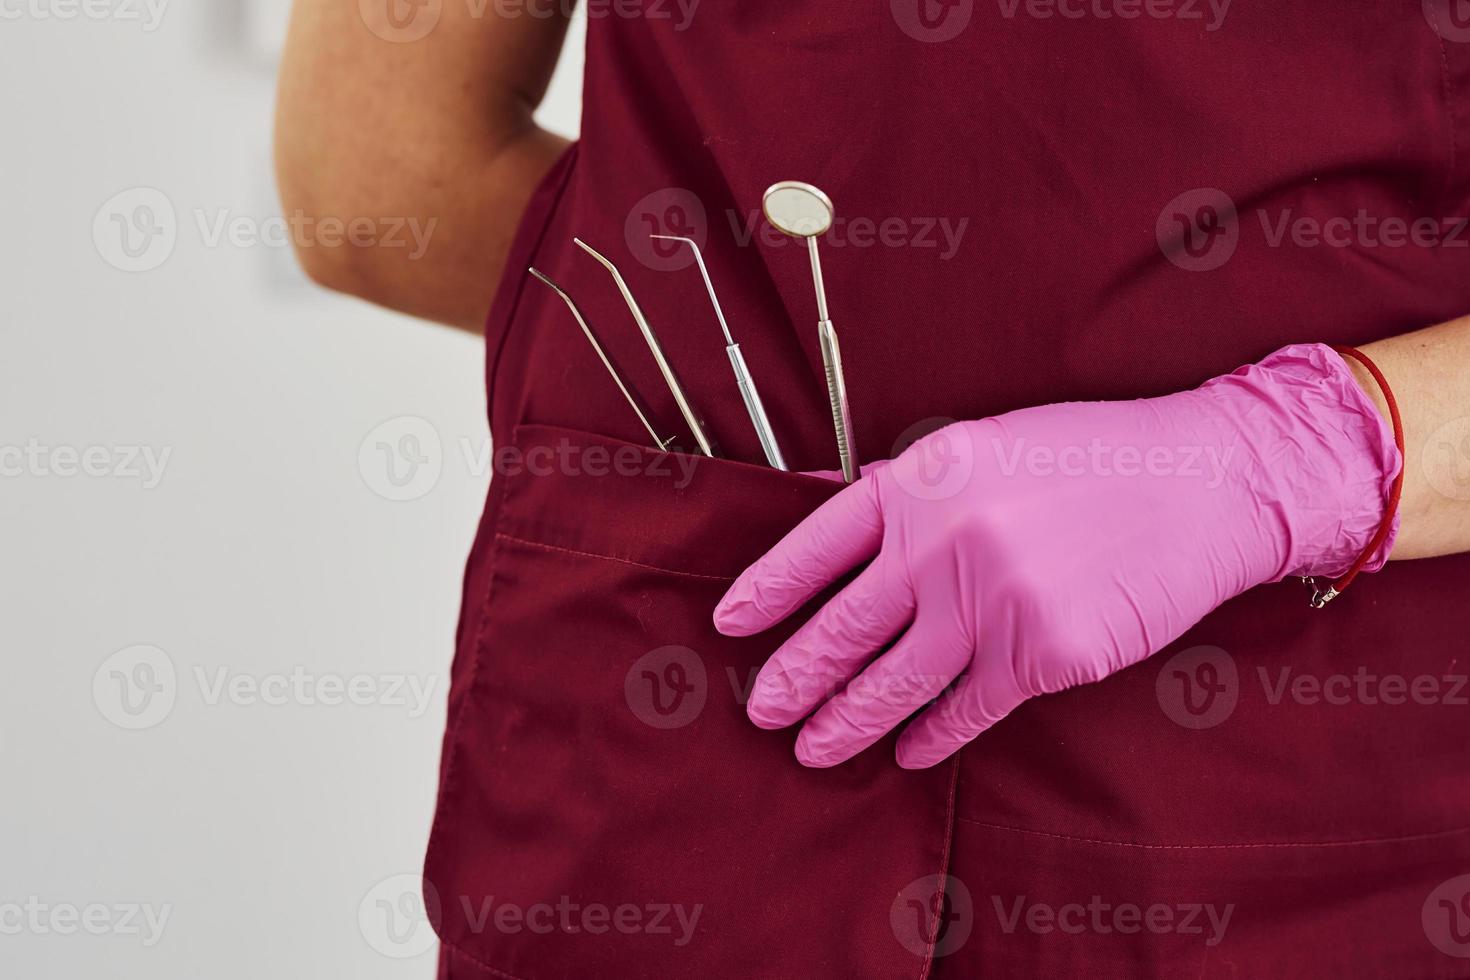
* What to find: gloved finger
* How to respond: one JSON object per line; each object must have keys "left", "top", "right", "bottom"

{"left": 745, "top": 554, "right": 915, "bottom": 730}
{"left": 714, "top": 476, "right": 883, "bottom": 636}
{"left": 893, "top": 665, "right": 1026, "bottom": 769}
{"left": 792, "top": 617, "right": 971, "bottom": 768}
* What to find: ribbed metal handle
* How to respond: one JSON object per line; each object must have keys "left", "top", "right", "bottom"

{"left": 818, "top": 319, "right": 857, "bottom": 483}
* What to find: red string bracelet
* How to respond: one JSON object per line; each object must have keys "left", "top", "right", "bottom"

{"left": 1303, "top": 345, "right": 1405, "bottom": 608}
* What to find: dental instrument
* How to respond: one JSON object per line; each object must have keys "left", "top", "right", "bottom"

{"left": 650, "top": 234, "right": 788, "bottom": 471}
{"left": 528, "top": 267, "right": 677, "bottom": 452}
{"left": 574, "top": 238, "right": 719, "bottom": 458}
{"left": 762, "top": 181, "right": 858, "bottom": 483}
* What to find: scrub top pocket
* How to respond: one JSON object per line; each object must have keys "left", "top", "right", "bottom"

{"left": 424, "top": 424, "right": 959, "bottom": 980}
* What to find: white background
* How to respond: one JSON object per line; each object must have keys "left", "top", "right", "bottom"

{"left": 0, "top": 2, "right": 586, "bottom": 975}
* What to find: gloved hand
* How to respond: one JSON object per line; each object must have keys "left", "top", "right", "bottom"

{"left": 715, "top": 344, "right": 1401, "bottom": 768}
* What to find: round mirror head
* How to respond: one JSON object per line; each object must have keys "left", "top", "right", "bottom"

{"left": 762, "top": 181, "right": 834, "bottom": 238}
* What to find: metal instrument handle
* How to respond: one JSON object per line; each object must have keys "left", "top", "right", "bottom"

{"left": 818, "top": 319, "right": 858, "bottom": 483}
{"left": 727, "top": 343, "right": 788, "bottom": 471}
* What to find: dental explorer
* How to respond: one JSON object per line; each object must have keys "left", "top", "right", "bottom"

{"left": 528, "top": 267, "right": 677, "bottom": 452}
{"left": 650, "top": 234, "right": 788, "bottom": 471}
{"left": 573, "top": 238, "right": 719, "bottom": 458}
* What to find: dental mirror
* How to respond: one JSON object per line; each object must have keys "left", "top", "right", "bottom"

{"left": 761, "top": 180, "right": 858, "bottom": 482}
{"left": 763, "top": 181, "right": 834, "bottom": 238}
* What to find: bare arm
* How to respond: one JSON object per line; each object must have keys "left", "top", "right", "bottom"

{"left": 1346, "top": 316, "right": 1470, "bottom": 559}
{"left": 275, "top": 0, "right": 571, "bottom": 332}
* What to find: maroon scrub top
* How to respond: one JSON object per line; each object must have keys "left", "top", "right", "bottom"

{"left": 426, "top": 4, "right": 1470, "bottom": 977}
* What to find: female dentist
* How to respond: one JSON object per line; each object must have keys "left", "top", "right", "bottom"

{"left": 278, "top": 1, "right": 1470, "bottom": 976}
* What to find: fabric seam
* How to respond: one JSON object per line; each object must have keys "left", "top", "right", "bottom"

{"left": 493, "top": 531, "right": 739, "bottom": 582}
{"left": 916, "top": 755, "right": 963, "bottom": 980}
{"left": 954, "top": 816, "right": 1470, "bottom": 850}
{"left": 1425, "top": 6, "right": 1461, "bottom": 211}
{"left": 485, "top": 143, "right": 581, "bottom": 438}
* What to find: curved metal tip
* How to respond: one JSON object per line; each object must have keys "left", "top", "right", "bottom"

{"left": 573, "top": 237, "right": 616, "bottom": 271}
{"left": 527, "top": 266, "right": 560, "bottom": 291}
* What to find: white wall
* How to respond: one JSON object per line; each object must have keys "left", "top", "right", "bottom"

{"left": 0, "top": 3, "right": 584, "bottom": 976}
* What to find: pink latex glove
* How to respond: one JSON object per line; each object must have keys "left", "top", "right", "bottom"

{"left": 715, "top": 344, "right": 1402, "bottom": 769}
